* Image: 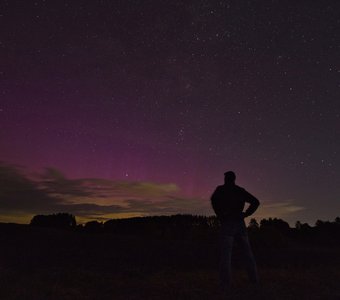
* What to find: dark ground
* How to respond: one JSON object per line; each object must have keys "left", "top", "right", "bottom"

{"left": 0, "top": 223, "right": 340, "bottom": 300}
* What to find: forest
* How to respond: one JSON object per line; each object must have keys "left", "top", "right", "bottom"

{"left": 30, "top": 213, "right": 340, "bottom": 247}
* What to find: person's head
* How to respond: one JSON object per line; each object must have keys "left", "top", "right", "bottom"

{"left": 224, "top": 171, "right": 236, "bottom": 185}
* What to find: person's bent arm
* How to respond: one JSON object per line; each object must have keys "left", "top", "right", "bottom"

{"left": 243, "top": 190, "right": 260, "bottom": 217}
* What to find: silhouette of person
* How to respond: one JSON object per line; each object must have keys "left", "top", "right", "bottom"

{"left": 211, "top": 171, "right": 260, "bottom": 290}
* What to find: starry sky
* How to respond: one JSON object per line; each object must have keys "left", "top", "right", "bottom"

{"left": 1, "top": 0, "right": 340, "bottom": 225}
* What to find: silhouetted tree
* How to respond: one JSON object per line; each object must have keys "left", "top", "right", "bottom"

{"left": 248, "top": 218, "right": 260, "bottom": 231}
{"left": 84, "top": 221, "right": 103, "bottom": 232}
{"left": 30, "top": 213, "right": 76, "bottom": 229}
{"left": 295, "top": 221, "right": 302, "bottom": 230}
{"left": 315, "top": 219, "right": 325, "bottom": 228}
{"left": 256, "top": 218, "right": 291, "bottom": 247}
{"left": 300, "top": 222, "right": 311, "bottom": 231}
{"left": 293, "top": 221, "right": 312, "bottom": 243}
{"left": 260, "top": 218, "right": 290, "bottom": 232}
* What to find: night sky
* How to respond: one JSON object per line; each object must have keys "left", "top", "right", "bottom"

{"left": 1, "top": 1, "right": 340, "bottom": 224}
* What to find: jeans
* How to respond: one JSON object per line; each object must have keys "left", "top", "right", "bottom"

{"left": 219, "top": 219, "right": 259, "bottom": 286}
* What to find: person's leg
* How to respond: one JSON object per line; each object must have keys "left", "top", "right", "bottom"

{"left": 219, "top": 235, "right": 234, "bottom": 287}
{"left": 236, "top": 235, "right": 259, "bottom": 284}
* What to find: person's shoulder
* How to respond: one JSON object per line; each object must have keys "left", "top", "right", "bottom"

{"left": 215, "top": 185, "right": 224, "bottom": 190}
{"left": 211, "top": 185, "right": 224, "bottom": 199}
{"left": 235, "top": 185, "right": 246, "bottom": 192}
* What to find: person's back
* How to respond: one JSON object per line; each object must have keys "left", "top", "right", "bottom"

{"left": 211, "top": 171, "right": 260, "bottom": 291}
{"left": 211, "top": 182, "right": 260, "bottom": 222}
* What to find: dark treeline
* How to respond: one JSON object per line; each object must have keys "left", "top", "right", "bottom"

{"left": 29, "top": 213, "right": 340, "bottom": 246}
{"left": 30, "top": 213, "right": 77, "bottom": 229}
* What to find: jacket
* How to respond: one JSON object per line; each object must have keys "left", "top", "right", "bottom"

{"left": 211, "top": 183, "right": 260, "bottom": 221}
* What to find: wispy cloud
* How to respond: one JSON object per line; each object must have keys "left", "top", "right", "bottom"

{"left": 0, "top": 162, "right": 209, "bottom": 223}
{"left": 255, "top": 201, "right": 305, "bottom": 220}
{"left": 0, "top": 162, "right": 305, "bottom": 224}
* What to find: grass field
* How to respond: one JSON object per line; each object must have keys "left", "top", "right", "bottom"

{"left": 1, "top": 224, "right": 340, "bottom": 299}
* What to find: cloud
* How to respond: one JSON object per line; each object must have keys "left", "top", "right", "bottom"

{"left": 0, "top": 162, "right": 305, "bottom": 224}
{"left": 0, "top": 162, "right": 210, "bottom": 223}
{"left": 0, "top": 163, "right": 58, "bottom": 212}
{"left": 255, "top": 201, "right": 305, "bottom": 220}
{"left": 39, "top": 167, "right": 94, "bottom": 197}
{"left": 123, "top": 196, "right": 209, "bottom": 215}
{"left": 38, "top": 167, "right": 179, "bottom": 201}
